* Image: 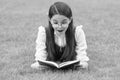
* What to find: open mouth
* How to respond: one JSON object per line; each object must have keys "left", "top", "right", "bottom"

{"left": 57, "top": 30, "right": 64, "bottom": 32}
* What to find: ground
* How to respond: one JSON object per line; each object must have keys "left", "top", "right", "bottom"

{"left": 0, "top": 0, "right": 120, "bottom": 80}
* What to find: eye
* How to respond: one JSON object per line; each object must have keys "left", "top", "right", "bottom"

{"left": 53, "top": 22, "right": 58, "bottom": 24}
{"left": 62, "top": 19, "right": 69, "bottom": 24}
{"left": 52, "top": 21, "right": 58, "bottom": 24}
{"left": 62, "top": 21, "right": 67, "bottom": 24}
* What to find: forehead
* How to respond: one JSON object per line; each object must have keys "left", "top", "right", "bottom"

{"left": 51, "top": 14, "right": 69, "bottom": 21}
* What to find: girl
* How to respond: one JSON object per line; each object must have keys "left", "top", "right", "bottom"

{"left": 31, "top": 2, "right": 89, "bottom": 69}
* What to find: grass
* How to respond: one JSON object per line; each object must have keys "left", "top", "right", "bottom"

{"left": 0, "top": 0, "right": 120, "bottom": 80}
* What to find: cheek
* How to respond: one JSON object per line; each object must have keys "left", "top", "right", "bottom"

{"left": 64, "top": 25, "right": 69, "bottom": 29}
{"left": 52, "top": 25, "right": 57, "bottom": 30}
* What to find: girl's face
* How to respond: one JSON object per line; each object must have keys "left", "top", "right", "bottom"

{"left": 50, "top": 14, "right": 71, "bottom": 33}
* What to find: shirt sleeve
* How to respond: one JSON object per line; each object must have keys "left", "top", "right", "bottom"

{"left": 75, "top": 25, "right": 89, "bottom": 62}
{"left": 35, "top": 26, "right": 47, "bottom": 61}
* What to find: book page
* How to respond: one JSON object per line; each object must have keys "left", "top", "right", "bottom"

{"left": 59, "top": 60, "right": 80, "bottom": 68}
{"left": 38, "top": 60, "right": 59, "bottom": 68}
{"left": 38, "top": 60, "right": 80, "bottom": 68}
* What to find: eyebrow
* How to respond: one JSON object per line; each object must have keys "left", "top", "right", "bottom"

{"left": 53, "top": 19, "right": 67, "bottom": 21}
{"left": 62, "top": 19, "right": 68, "bottom": 22}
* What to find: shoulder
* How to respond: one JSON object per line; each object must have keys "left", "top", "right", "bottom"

{"left": 36, "top": 26, "right": 46, "bottom": 43}
{"left": 37, "top": 26, "right": 46, "bottom": 38}
{"left": 75, "top": 25, "right": 84, "bottom": 34}
{"left": 75, "top": 25, "right": 86, "bottom": 40}
{"left": 37, "top": 26, "right": 46, "bottom": 35}
{"left": 38, "top": 26, "right": 46, "bottom": 32}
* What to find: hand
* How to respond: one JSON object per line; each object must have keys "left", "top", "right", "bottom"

{"left": 79, "top": 61, "right": 88, "bottom": 69}
{"left": 31, "top": 61, "right": 46, "bottom": 70}
{"left": 31, "top": 61, "right": 40, "bottom": 69}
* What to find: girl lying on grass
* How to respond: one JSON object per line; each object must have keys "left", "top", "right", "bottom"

{"left": 31, "top": 1, "right": 89, "bottom": 70}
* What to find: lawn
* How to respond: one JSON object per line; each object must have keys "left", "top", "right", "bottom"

{"left": 0, "top": 0, "right": 120, "bottom": 80}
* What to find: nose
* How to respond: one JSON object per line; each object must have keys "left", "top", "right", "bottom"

{"left": 58, "top": 24, "right": 62, "bottom": 28}
{"left": 58, "top": 25, "right": 62, "bottom": 28}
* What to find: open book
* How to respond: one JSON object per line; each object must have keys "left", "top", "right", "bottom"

{"left": 38, "top": 60, "right": 80, "bottom": 68}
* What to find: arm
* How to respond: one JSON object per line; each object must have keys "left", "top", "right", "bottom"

{"left": 35, "top": 26, "right": 47, "bottom": 61}
{"left": 75, "top": 25, "right": 89, "bottom": 68}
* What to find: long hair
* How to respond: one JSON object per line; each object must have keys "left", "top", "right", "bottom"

{"left": 46, "top": 2, "right": 77, "bottom": 62}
